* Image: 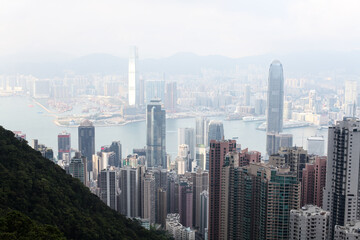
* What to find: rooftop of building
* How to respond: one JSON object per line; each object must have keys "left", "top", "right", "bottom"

{"left": 208, "top": 120, "right": 223, "bottom": 124}
{"left": 166, "top": 213, "right": 181, "bottom": 223}
{"left": 290, "top": 205, "right": 329, "bottom": 217}
{"left": 166, "top": 214, "right": 195, "bottom": 233}
{"left": 149, "top": 99, "right": 162, "bottom": 104}
{"left": 332, "top": 117, "right": 360, "bottom": 129}
{"left": 80, "top": 119, "right": 93, "bottom": 127}
{"left": 271, "top": 59, "right": 282, "bottom": 65}
{"left": 335, "top": 221, "right": 360, "bottom": 235}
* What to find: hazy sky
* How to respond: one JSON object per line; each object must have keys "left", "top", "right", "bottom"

{"left": 1, "top": 0, "right": 360, "bottom": 59}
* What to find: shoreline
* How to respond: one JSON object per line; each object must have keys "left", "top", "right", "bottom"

{"left": 32, "top": 98, "right": 54, "bottom": 114}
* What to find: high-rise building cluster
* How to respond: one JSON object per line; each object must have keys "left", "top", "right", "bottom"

{"left": 22, "top": 56, "right": 360, "bottom": 240}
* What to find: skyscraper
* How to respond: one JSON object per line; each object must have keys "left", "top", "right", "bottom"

{"left": 309, "top": 90, "right": 317, "bottom": 112}
{"left": 165, "top": 82, "right": 177, "bottom": 112}
{"left": 143, "top": 172, "right": 156, "bottom": 224}
{"left": 108, "top": 141, "right": 123, "bottom": 167}
{"left": 128, "top": 46, "right": 139, "bottom": 106}
{"left": 278, "top": 146, "right": 309, "bottom": 181}
{"left": 219, "top": 156, "right": 270, "bottom": 239}
{"left": 255, "top": 98, "right": 266, "bottom": 115}
{"left": 146, "top": 100, "right": 166, "bottom": 169}
{"left": 119, "top": 165, "right": 139, "bottom": 218}
{"left": 199, "top": 190, "right": 209, "bottom": 238}
{"left": 266, "top": 60, "right": 284, "bottom": 156}
{"left": 219, "top": 151, "right": 239, "bottom": 239}
{"left": 167, "top": 171, "right": 179, "bottom": 214}
{"left": 99, "top": 167, "right": 118, "bottom": 211}
{"left": 345, "top": 81, "right": 357, "bottom": 105}
{"left": 178, "top": 128, "right": 195, "bottom": 162}
{"left": 196, "top": 145, "right": 207, "bottom": 171}
{"left": 58, "top": 132, "right": 71, "bottom": 160}
{"left": 157, "top": 188, "right": 167, "bottom": 227}
{"left": 240, "top": 163, "right": 270, "bottom": 240}
{"left": 266, "top": 132, "right": 293, "bottom": 156}
{"left": 266, "top": 168, "right": 300, "bottom": 240}
{"left": 307, "top": 136, "right": 325, "bottom": 156}
{"left": 208, "top": 139, "right": 236, "bottom": 240}
{"left": 245, "top": 84, "right": 251, "bottom": 106}
{"left": 191, "top": 169, "right": 209, "bottom": 229}
{"left": 147, "top": 167, "right": 168, "bottom": 225}
{"left": 31, "top": 139, "right": 38, "bottom": 150}
{"left": 207, "top": 120, "right": 224, "bottom": 146}
{"left": 344, "top": 81, "right": 357, "bottom": 117}
{"left": 283, "top": 100, "right": 292, "bottom": 120}
{"left": 301, "top": 156, "right": 327, "bottom": 207}
{"left": 178, "top": 180, "right": 193, "bottom": 227}
{"left": 323, "top": 117, "right": 360, "bottom": 238}
{"left": 78, "top": 120, "right": 95, "bottom": 172}
{"left": 176, "top": 156, "right": 186, "bottom": 175}
{"left": 196, "top": 117, "right": 209, "bottom": 147}
{"left": 68, "top": 152, "right": 87, "bottom": 185}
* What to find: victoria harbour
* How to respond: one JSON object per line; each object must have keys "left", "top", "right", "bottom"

{"left": 0, "top": 96, "right": 328, "bottom": 159}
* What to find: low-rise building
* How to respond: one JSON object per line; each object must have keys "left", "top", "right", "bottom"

{"left": 166, "top": 213, "right": 195, "bottom": 240}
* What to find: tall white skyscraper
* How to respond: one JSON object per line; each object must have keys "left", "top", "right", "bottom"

{"left": 323, "top": 117, "right": 360, "bottom": 238}
{"left": 128, "top": 46, "right": 139, "bottom": 106}
{"left": 266, "top": 60, "right": 284, "bottom": 156}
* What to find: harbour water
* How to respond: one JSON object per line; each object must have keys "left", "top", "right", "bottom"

{"left": 0, "top": 96, "right": 328, "bottom": 159}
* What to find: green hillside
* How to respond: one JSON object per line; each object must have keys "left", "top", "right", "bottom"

{"left": 0, "top": 126, "right": 169, "bottom": 240}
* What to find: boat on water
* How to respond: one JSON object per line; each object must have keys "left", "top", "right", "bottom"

{"left": 242, "top": 116, "right": 266, "bottom": 122}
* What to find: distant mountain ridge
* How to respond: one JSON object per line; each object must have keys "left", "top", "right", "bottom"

{"left": 0, "top": 126, "right": 169, "bottom": 240}
{"left": 0, "top": 50, "right": 359, "bottom": 77}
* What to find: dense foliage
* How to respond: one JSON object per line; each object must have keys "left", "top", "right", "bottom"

{"left": 0, "top": 126, "right": 169, "bottom": 240}
{"left": 0, "top": 209, "right": 65, "bottom": 240}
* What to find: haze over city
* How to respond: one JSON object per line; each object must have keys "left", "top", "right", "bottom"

{"left": 1, "top": 1, "right": 360, "bottom": 240}
{"left": 1, "top": 0, "right": 360, "bottom": 59}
